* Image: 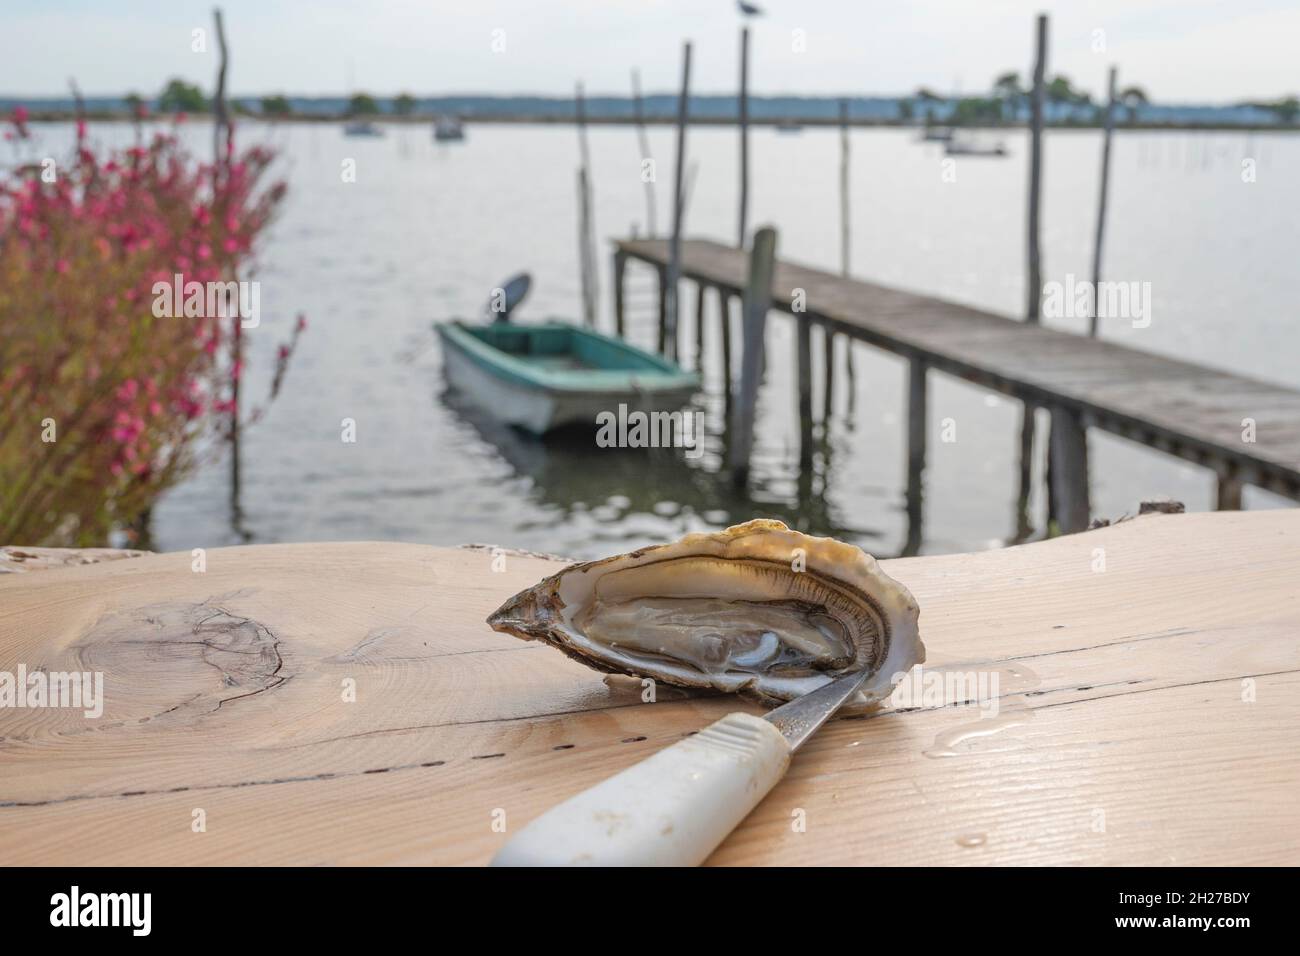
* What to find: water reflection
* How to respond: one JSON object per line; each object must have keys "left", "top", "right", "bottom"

{"left": 438, "top": 384, "right": 896, "bottom": 553}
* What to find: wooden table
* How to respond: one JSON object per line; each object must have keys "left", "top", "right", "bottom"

{"left": 2, "top": 510, "right": 1298, "bottom": 865}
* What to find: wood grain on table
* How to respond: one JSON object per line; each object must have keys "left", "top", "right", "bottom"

{"left": 1, "top": 510, "right": 1297, "bottom": 865}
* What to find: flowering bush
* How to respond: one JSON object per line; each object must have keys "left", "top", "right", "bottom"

{"left": 0, "top": 112, "right": 298, "bottom": 546}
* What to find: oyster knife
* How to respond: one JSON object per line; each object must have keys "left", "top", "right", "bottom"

{"left": 490, "top": 669, "right": 870, "bottom": 867}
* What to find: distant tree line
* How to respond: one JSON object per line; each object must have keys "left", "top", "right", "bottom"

{"left": 64, "top": 75, "right": 1300, "bottom": 127}
{"left": 1241, "top": 95, "right": 1299, "bottom": 123}
{"left": 913, "top": 70, "right": 1153, "bottom": 126}
{"left": 122, "top": 79, "right": 425, "bottom": 119}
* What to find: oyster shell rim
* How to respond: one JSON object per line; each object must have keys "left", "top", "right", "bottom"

{"left": 487, "top": 519, "right": 924, "bottom": 709}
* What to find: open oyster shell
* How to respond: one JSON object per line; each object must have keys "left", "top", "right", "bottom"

{"left": 487, "top": 520, "right": 923, "bottom": 709}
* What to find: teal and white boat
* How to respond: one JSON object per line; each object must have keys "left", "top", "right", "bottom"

{"left": 435, "top": 275, "right": 699, "bottom": 435}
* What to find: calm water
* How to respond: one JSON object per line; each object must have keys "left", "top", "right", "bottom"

{"left": 27, "top": 121, "right": 1299, "bottom": 559}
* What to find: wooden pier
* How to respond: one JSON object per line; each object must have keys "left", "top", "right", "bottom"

{"left": 614, "top": 236, "right": 1300, "bottom": 529}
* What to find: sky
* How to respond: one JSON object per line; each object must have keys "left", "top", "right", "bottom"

{"left": 1, "top": 0, "right": 1297, "bottom": 103}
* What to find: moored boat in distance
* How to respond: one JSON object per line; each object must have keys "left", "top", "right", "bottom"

{"left": 945, "top": 136, "right": 1008, "bottom": 157}
{"left": 435, "top": 274, "right": 698, "bottom": 434}
{"left": 920, "top": 126, "right": 955, "bottom": 142}
{"left": 434, "top": 115, "right": 465, "bottom": 141}
{"left": 343, "top": 120, "right": 384, "bottom": 137}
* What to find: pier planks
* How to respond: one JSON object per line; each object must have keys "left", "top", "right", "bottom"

{"left": 617, "top": 237, "right": 1300, "bottom": 499}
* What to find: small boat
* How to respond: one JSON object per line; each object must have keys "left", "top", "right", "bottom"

{"left": 944, "top": 137, "right": 1008, "bottom": 157}
{"left": 434, "top": 116, "right": 465, "bottom": 142}
{"left": 920, "top": 126, "right": 955, "bottom": 142}
{"left": 343, "top": 120, "right": 384, "bottom": 137}
{"left": 436, "top": 274, "right": 699, "bottom": 434}
{"left": 775, "top": 121, "right": 803, "bottom": 134}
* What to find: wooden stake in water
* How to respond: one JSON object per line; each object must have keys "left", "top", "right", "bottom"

{"left": 212, "top": 7, "right": 243, "bottom": 531}
{"left": 665, "top": 41, "right": 692, "bottom": 362}
{"left": 1026, "top": 14, "right": 1046, "bottom": 325}
{"left": 212, "top": 9, "right": 231, "bottom": 175}
{"left": 839, "top": 98, "right": 850, "bottom": 276}
{"left": 575, "top": 82, "right": 598, "bottom": 328}
{"left": 576, "top": 168, "right": 596, "bottom": 327}
{"left": 737, "top": 26, "right": 750, "bottom": 248}
{"left": 837, "top": 97, "right": 854, "bottom": 417}
{"left": 612, "top": 249, "right": 628, "bottom": 338}
{"left": 1089, "top": 66, "right": 1117, "bottom": 339}
{"left": 1016, "top": 12, "right": 1048, "bottom": 539}
{"left": 631, "top": 68, "right": 657, "bottom": 238}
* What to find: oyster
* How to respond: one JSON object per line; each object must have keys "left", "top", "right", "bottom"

{"left": 487, "top": 520, "right": 923, "bottom": 708}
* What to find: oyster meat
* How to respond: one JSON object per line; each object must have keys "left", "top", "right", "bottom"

{"left": 487, "top": 520, "right": 923, "bottom": 708}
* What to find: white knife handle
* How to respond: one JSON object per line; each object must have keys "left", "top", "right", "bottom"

{"left": 491, "top": 712, "right": 792, "bottom": 867}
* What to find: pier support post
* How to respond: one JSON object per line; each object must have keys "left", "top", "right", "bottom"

{"left": 796, "top": 319, "right": 814, "bottom": 467}
{"left": 694, "top": 282, "right": 706, "bottom": 371}
{"left": 656, "top": 266, "right": 668, "bottom": 355}
{"left": 731, "top": 226, "right": 777, "bottom": 488}
{"left": 1048, "top": 406, "right": 1091, "bottom": 533}
{"left": 613, "top": 250, "right": 627, "bottom": 338}
{"left": 1015, "top": 403, "right": 1035, "bottom": 541}
{"left": 822, "top": 324, "right": 836, "bottom": 423}
{"left": 720, "top": 292, "right": 734, "bottom": 406}
{"left": 1216, "top": 470, "right": 1244, "bottom": 511}
{"left": 904, "top": 357, "right": 927, "bottom": 556}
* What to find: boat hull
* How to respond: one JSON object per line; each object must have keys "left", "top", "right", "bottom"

{"left": 436, "top": 321, "right": 699, "bottom": 435}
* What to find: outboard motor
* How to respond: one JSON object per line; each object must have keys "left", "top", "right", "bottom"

{"left": 487, "top": 273, "right": 532, "bottom": 324}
